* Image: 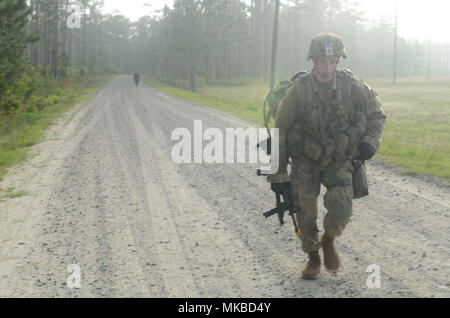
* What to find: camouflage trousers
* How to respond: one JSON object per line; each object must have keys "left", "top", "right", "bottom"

{"left": 290, "top": 155, "right": 354, "bottom": 254}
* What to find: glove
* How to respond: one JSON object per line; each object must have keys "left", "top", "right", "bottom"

{"left": 271, "top": 182, "right": 291, "bottom": 195}
{"left": 357, "top": 142, "right": 376, "bottom": 161}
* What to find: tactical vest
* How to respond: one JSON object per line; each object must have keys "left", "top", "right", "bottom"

{"left": 287, "top": 69, "right": 365, "bottom": 163}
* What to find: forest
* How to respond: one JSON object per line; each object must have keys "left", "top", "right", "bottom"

{"left": 1, "top": 0, "right": 449, "bottom": 107}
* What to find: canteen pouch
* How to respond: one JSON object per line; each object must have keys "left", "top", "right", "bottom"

{"left": 352, "top": 160, "right": 369, "bottom": 199}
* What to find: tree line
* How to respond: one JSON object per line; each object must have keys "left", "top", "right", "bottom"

{"left": 144, "top": 0, "right": 450, "bottom": 90}
{"left": 1, "top": 0, "right": 449, "bottom": 103}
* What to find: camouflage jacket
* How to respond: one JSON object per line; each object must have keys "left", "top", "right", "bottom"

{"left": 267, "top": 69, "right": 386, "bottom": 183}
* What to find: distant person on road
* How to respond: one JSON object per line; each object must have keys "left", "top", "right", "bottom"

{"left": 133, "top": 72, "right": 140, "bottom": 87}
{"left": 266, "top": 33, "right": 386, "bottom": 279}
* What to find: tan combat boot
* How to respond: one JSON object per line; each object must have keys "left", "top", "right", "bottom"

{"left": 301, "top": 251, "right": 321, "bottom": 280}
{"left": 321, "top": 233, "right": 340, "bottom": 271}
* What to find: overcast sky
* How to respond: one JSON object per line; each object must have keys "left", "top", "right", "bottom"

{"left": 101, "top": 0, "right": 450, "bottom": 43}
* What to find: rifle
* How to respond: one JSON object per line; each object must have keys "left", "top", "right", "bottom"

{"left": 257, "top": 138, "right": 302, "bottom": 238}
{"left": 263, "top": 188, "right": 303, "bottom": 238}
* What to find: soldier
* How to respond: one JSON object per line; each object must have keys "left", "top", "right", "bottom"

{"left": 133, "top": 72, "right": 140, "bottom": 87}
{"left": 267, "top": 33, "right": 386, "bottom": 279}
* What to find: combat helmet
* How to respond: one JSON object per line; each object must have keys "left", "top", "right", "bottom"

{"left": 307, "top": 32, "right": 348, "bottom": 60}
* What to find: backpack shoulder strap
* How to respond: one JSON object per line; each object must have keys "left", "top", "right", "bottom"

{"left": 293, "top": 71, "right": 313, "bottom": 108}
{"left": 336, "top": 69, "right": 353, "bottom": 100}
{"left": 290, "top": 71, "right": 308, "bottom": 82}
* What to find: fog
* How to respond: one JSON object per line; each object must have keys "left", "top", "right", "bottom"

{"left": 14, "top": 0, "right": 450, "bottom": 91}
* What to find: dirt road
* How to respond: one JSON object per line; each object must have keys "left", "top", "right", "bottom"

{"left": 0, "top": 76, "right": 448, "bottom": 297}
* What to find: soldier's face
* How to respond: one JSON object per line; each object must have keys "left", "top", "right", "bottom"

{"left": 313, "top": 56, "right": 338, "bottom": 83}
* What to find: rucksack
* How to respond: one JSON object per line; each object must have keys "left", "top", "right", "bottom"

{"left": 263, "top": 71, "right": 308, "bottom": 126}
{"left": 258, "top": 71, "right": 308, "bottom": 157}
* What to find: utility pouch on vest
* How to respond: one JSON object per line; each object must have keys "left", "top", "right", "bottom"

{"left": 287, "top": 132, "right": 304, "bottom": 159}
{"left": 303, "top": 135, "right": 323, "bottom": 161}
{"left": 352, "top": 160, "right": 369, "bottom": 199}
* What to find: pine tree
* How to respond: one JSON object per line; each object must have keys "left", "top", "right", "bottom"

{"left": 0, "top": 0, "right": 34, "bottom": 104}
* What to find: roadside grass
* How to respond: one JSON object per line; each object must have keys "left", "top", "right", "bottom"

{"left": 144, "top": 77, "right": 267, "bottom": 125}
{"left": 368, "top": 77, "right": 450, "bottom": 179}
{"left": 0, "top": 75, "right": 115, "bottom": 181}
{"left": 145, "top": 76, "right": 450, "bottom": 181}
{"left": 0, "top": 186, "right": 29, "bottom": 199}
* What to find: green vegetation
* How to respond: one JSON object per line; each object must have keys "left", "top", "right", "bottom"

{"left": 0, "top": 0, "right": 117, "bottom": 181}
{"left": 145, "top": 76, "right": 450, "bottom": 181}
{"left": 144, "top": 77, "right": 267, "bottom": 124}
{"left": 0, "top": 74, "right": 115, "bottom": 180}
{"left": 0, "top": 186, "right": 29, "bottom": 199}
{"left": 370, "top": 77, "right": 450, "bottom": 179}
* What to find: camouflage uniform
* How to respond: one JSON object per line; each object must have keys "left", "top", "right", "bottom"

{"left": 267, "top": 66, "right": 386, "bottom": 254}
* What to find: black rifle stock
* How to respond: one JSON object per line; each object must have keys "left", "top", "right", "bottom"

{"left": 263, "top": 189, "right": 302, "bottom": 238}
